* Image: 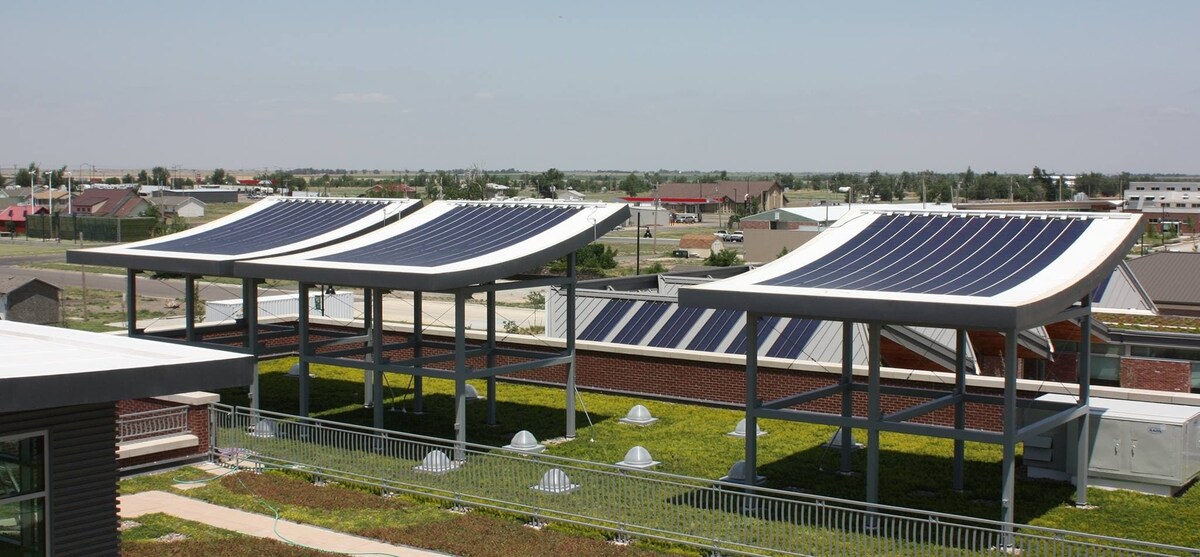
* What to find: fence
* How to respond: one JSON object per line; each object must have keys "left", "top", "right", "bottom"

{"left": 118, "top": 406, "right": 190, "bottom": 443}
{"left": 210, "top": 404, "right": 1197, "bottom": 557}
{"left": 26, "top": 214, "right": 155, "bottom": 243}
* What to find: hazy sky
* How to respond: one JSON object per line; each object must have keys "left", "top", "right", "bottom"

{"left": 2, "top": 1, "right": 1197, "bottom": 173}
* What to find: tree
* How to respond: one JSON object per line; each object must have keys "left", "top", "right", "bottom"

{"left": 704, "top": 248, "right": 740, "bottom": 266}
{"left": 620, "top": 173, "right": 646, "bottom": 196}
{"left": 531, "top": 168, "right": 564, "bottom": 199}
{"left": 15, "top": 163, "right": 38, "bottom": 188}
{"left": 151, "top": 166, "right": 171, "bottom": 186}
{"left": 136, "top": 170, "right": 150, "bottom": 185}
{"left": 208, "top": 168, "right": 231, "bottom": 185}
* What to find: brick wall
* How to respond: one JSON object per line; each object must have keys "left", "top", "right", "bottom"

{"left": 115, "top": 398, "right": 210, "bottom": 468}
{"left": 1121, "top": 358, "right": 1192, "bottom": 392}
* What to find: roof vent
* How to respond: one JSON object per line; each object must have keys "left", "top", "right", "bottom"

{"left": 616, "top": 446, "right": 660, "bottom": 469}
{"left": 503, "top": 430, "right": 546, "bottom": 454}
{"left": 728, "top": 418, "right": 767, "bottom": 438}
{"left": 619, "top": 404, "right": 659, "bottom": 426}
{"left": 531, "top": 468, "right": 579, "bottom": 494}
{"left": 719, "top": 460, "right": 766, "bottom": 485}
{"left": 286, "top": 363, "right": 301, "bottom": 378}
{"left": 824, "top": 428, "right": 864, "bottom": 450}
{"left": 249, "top": 418, "right": 277, "bottom": 438}
{"left": 464, "top": 383, "right": 479, "bottom": 402}
{"left": 414, "top": 449, "right": 460, "bottom": 474}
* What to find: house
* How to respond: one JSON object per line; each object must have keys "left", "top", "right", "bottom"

{"left": 0, "top": 321, "right": 253, "bottom": 555}
{"left": 71, "top": 187, "right": 150, "bottom": 217}
{"left": 678, "top": 233, "right": 723, "bottom": 258}
{"left": 364, "top": 183, "right": 418, "bottom": 198}
{"left": 149, "top": 195, "right": 206, "bottom": 218}
{"left": 652, "top": 180, "right": 789, "bottom": 215}
{"left": 30, "top": 189, "right": 70, "bottom": 211}
{"left": 1126, "top": 252, "right": 1200, "bottom": 316}
{"left": 0, "top": 277, "right": 61, "bottom": 325}
{"left": 0, "top": 205, "right": 48, "bottom": 234}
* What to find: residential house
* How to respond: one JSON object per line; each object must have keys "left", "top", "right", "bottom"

{"left": 149, "top": 195, "right": 206, "bottom": 219}
{"left": 71, "top": 188, "right": 150, "bottom": 217}
{"left": 646, "top": 180, "right": 789, "bottom": 216}
{"left": 0, "top": 205, "right": 48, "bottom": 234}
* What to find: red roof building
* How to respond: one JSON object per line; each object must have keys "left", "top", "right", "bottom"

{"left": 0, "top": 205, "right": 48, "bottom": 234}
{"left": 71, "top": 188, "right": 150, "bottom": 218}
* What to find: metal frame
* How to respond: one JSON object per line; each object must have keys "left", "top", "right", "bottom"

{"left": 736, "top": 294, "right": 1096, "bottom": 531}
{"left": 291, "top": 254, "right": 582, "bottom": 454}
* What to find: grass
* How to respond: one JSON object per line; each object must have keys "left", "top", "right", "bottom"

{"left": 122, "top": 467, "right": 680, "bottom": 556}
{"left": 213, "top": 359, "right": 1200, "bottom": 550}
{"left": 120, "top": 513, "right": 339, "bottom": 556}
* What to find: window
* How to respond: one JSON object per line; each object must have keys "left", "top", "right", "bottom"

{"left": 1151, "top": 186, "right": 1161, "bottom": 190}
{"left": 0, "top": 432, "right": 47, "bottom": 557}
{"left": 1178, "top": 204, "right": 1188, "bottom": 208}
{"left": 1167, "top": 187, "right": 1176, "bottom": 191}
{"left": 1193, "top": 362, "right": 1200, "bottom": 394}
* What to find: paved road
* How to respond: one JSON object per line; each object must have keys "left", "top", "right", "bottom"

{"left": 0, "top": 264, "right": 291, "bottom": 301}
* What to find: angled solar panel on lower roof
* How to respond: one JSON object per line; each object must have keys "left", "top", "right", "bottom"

{"left": 579, "top": 299, "right": 635, "bottom": 342}
{"left": 680, "top": 209, "right": 1142, "bottom": 330}
{"left": 233, "top": 200, "right": 630, "bottom": 291}
{"left": 66, "top": 197, "right": 418, "bottom": 276}
{"left": 611, "top": 301, "right": 670, "bottom": 345}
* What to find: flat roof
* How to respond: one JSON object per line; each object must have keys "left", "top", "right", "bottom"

{"left": 680, "top": 209, "right": 1141, "bottom": 330}
{"left": 234, "top": 200, "right": 630, "bottom": 291}
{"left": 0, "top": 322, "right": 254, "bottom": 413}
{"left": 67, "top": 197, "right": 419, "bottom": 276}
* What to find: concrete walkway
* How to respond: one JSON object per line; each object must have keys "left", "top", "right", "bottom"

{"left": 120, "top": 490, "right": 447, "bottom": 556}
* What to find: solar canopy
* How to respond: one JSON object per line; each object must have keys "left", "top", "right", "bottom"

{"left": 681, "top": 210, "right": 1142, "bottom": 330}
{"left": 234, "top": 200, "right": 630, "bottom": 291}
{"left": 67, "top": 197, "right": 419, "bottom": 275}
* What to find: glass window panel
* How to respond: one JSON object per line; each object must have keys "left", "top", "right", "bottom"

{"left": 0, "top": 499, "right": 45, "bottom": 557}
{"left": 0, "top": 438, "right": 43, "bottom": 499}
{"left": 1091, "top": 355, "right": 1121, "bottom": 382}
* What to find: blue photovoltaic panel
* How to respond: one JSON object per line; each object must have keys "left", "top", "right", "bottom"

{"left": 611, "top": 302, "right": 670, "bottom": 345}
{"left": 579, "top": 300, "right": 635, "bottom": 342}
{"left": 686, "top": 309, "right": 742, "bottom": 352}
{"left": 647, "top": 306, "right": 706, "bottom": 348}
{"left": 316, "top": 205, "right": 580, "bottom": 267}
{"left": 765, "top": 318, "right": 822, "bottom": 359}
{"left": 760, "top": 215, "right": 1092, "bottom": 297}
{"left": 724, "top": 316, "right": 780, "bottom": 355}
{"left": 133, "top": 200, "right": 384, "bottom": 255}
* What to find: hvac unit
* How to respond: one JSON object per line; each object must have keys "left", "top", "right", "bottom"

{"left": 1022, "top": 394, "right": 1200, "bottom": 496}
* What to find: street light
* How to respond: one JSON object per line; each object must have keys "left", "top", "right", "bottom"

{"left": 42, "top": 171, "right": 53, "bottom": 240}
{"left": 65, "top": 172, "right": 72, "bottom": 216}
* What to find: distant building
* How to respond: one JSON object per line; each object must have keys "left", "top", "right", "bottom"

{"left": 72, "top": 188, "right": 150, "bottom": 217}
{"left": 646, "top": 180, "right": 789, "bottom": 215}
{"left": 1125, "top": 182, "right": 1200, "bottom": 233}
{"left": 0, "top": 205, "right": 48, "bottom": 234}
{"left": 149, "top": 195, "right": 206, "bottom": 218}
{"left": 0, "top": 276, "right": 62, "bottom": 325}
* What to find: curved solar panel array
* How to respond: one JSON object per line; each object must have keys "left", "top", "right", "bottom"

{"left": 760, "top": 214, "right": 1093, "bottom": 296}
{"left": 576, "top": 297, "right": 832, "bottom": 359}
{"left": 314, "top": 204, "right": 581, "bottom": 266}
{"left": 135, "top": 199, "right": 388, "bottom": 255}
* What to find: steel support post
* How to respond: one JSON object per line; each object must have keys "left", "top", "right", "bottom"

{"left": 486, "top": 284, "right": 497, "bottom": 426}
{"left": 1001, "top": 330, "right": 1019, "bottom": 541}
{"left": 1076, "top": 296, "right": 1092, "bottom": 507}
{"left": 840, "top": 320, "right": 854, "bottom": 474}
{"left": 371, "top": 289, "right": 385, "bottom": 430}
{"left": 565, "top": 253, "right": 577, "bottom": 438}
{"left": 866, "top": 322, "right": 881, "bottom": 506}
{"left": 298, "top": 283, "right": 311, "bottom": 417}
{"left": 362, "top": 287, "right": 374, "bottom": 408}
{"left": 412, "top": 291, "right": 424, "bottom": 414}
{"left": 744, "top": 312, "right": 760, "bottom": 486}
{"left": 126, "top": 269, "right": 138, "bottom": 335}
{"left": 953, "top": 328, "right": 967, "bottom": 491}
{"left": 184, "top": 275, "right": 196, "bottom": 342}
{"left": 454, "top": 290, "right": 468, "bottom": 461}
{"left": 245, "top": 279, "right": 260, "bottom": 411}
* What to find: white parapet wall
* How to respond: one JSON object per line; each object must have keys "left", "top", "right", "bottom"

{"left": 204, "top": 292, "right": 355, "bottom": 324}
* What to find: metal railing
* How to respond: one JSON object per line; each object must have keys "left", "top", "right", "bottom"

{"left": 118, "top": 406, "right": 190, "bottom": 443}
{"left": 210, "top": 404, "right": 1198, "bottom": 557}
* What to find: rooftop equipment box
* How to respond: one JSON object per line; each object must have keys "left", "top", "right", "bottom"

{"left": 1023, "top": 394, "right": 1200, "bottom": 496}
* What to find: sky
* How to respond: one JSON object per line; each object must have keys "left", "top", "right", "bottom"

{"left": 2, "top": 1, "right": 1198, "bottom": 174}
